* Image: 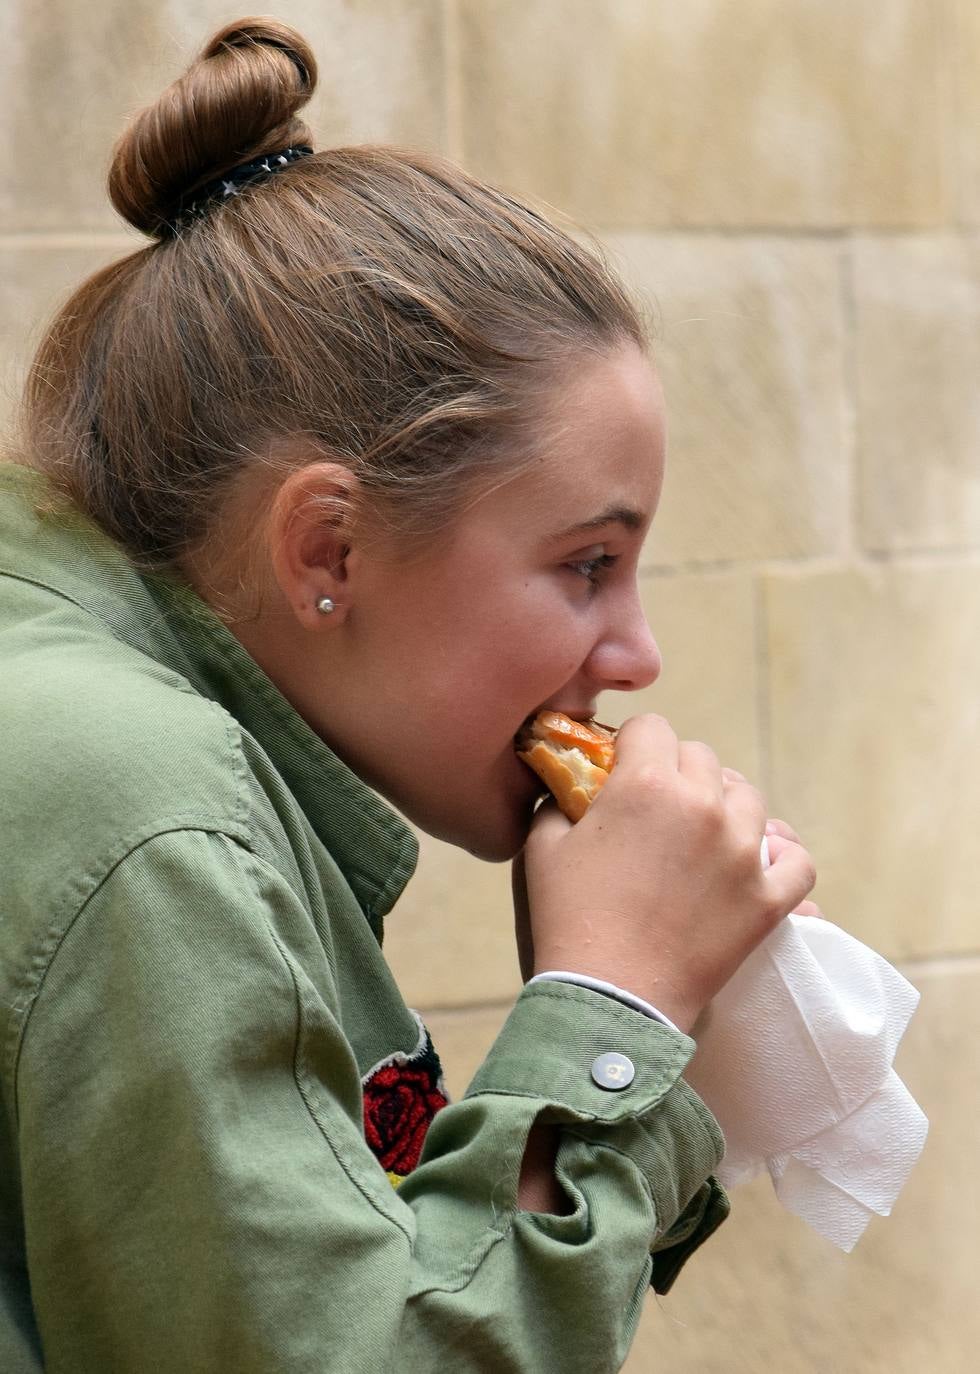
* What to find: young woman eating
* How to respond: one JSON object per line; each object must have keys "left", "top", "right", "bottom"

{"left": 0, "top": 17, "right": 815, "bottom": 1372}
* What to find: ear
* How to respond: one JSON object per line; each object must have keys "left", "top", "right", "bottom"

{"left": 265, "top": 462, "right": 363, "bottom": 630}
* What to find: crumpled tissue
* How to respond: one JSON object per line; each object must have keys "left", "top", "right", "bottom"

{"left": 683, "top": 840, "right": 928, "bottom": 1252}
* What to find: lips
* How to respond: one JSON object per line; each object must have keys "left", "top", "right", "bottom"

{"left": 516, "top": 704, "right": 598, "bottom": 741}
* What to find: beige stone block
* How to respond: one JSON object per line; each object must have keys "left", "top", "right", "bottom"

{"left": 424, "top": 967, "right": 980, "bottom": 1372}
{"left": 457, "top": 0, "right": 948, "bottom": 228}
{"left": 855, "top": 236, "right": 980, "bottom": 552}
{"left": 422, "top": 1003, "right": 511, "bottom": 1100}
{"left": 604, "top": 235, "right": 847, "bottom": 564}
{"left": 954, "top": 0, "right": 980, "bottom": 224}
{"left": 0, "top": 240, "right": 131, "bottom": 434}
{"left": 765, "top": 563, "right": 980, "bottom": 960}
{"left": 0, "top": 1, "right": 448, "bottom": 232}
{"left": 602, "top": 568, "right": 762, "bottom": 785}
{"left": 383, "top": 829, "right": 522, "bottom": 1012}
{"left": 625, "top": 959, "right": 980, "bottom": 1373}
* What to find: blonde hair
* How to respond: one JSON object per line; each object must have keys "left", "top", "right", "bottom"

{"left": 17, "top": 16, "right": 648, "bottom": 569}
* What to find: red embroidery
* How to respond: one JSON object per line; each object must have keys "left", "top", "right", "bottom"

{"left": 362, "top": 1022, "right": 448, "bottom": 1178}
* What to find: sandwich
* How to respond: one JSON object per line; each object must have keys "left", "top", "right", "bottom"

{"left": 516, "top": 711, "right": 616, "bottom": 822}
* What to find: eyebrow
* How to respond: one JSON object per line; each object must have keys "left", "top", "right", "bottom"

{"left": 549, "top": 505, "right": 646, "bottom": 542}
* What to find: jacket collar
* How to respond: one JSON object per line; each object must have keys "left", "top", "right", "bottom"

{"left": 0, "top": 462, "right": 418, "bottom": 919}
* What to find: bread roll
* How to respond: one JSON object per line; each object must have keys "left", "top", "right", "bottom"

{"left": 516, "top": 711, "right": 616, "bottom": 822}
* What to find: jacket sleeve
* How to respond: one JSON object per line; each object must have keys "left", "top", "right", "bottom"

{"left": 16, "top": 828, "right": 727, "bottom": 1374}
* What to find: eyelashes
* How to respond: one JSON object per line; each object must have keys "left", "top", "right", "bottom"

{"left": 566, "top": 553, "right": 618, "bottom": 587}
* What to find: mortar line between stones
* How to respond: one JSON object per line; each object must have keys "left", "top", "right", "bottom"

{"left": 590, "top": 224, "right": 954, "bottom": 241}
{"left": 412, "top": 997, "right": 520, "bottom": 1021}
{"left": 638, "top": 547, "right": 980, "bottom": 581}
{"left": 839, "top": 234, "right": 860, "bottom": 562}
{"left": 0, "top": 234, "right": 135, "bottom": 250}
{"left": 441, "top": 0, "right": 464, "bottom": 166}
{"left": 941, "top": 0, "right": 960, "bottom": 228}
{"left": 754, "top": 573, "right": 772, "bottom": 802}
{"left": 899, "top": 952, "right": 980, "bottom": 977}
{"left": 415, "top": 952, "right": 980, "bottom": 1019}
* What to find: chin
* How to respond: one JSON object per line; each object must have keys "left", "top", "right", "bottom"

{"left": 388, "top": 750, "right": 542, "bottom": 861}
{"left": 434, "top": 806, "right": 534, "bottom": 863}
{"left": 462, "top": 826, "right": 529, "bottom": 864}
{"left": 421, "top": 788, "right": 538, "bottom": 863}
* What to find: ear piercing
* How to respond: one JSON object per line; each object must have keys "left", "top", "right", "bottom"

{"left": 316, "top": 596, "right": 336, "bottom": 615}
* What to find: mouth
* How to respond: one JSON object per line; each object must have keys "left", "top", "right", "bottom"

{"left": 512, "top": 704, "right": 605, "bottom": 802}
{"left": 510, "top": 725, "right": 548, "bottom": 802}
{"left": 514, "top": 703, "right": 598, "bottom": 745}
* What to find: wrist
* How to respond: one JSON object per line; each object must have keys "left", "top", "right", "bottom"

{"left": 527, "top": 970, "right": 691, "bottom": 1036}
{"left": 517, "top": 1122, "right": 571, "bottom": 1214}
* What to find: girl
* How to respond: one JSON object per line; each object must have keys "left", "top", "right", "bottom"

{"left": 0, "top": 18, "right": 815, "bottom": 1373}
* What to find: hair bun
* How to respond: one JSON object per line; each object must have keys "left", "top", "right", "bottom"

{"left": 108, "top": 17, "right": 318, "bottom": 236}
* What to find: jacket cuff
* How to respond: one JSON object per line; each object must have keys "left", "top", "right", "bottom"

{"left": 464, "top": 980, "right": 729, "bottom": 1284}
{"left": 649, "top": 1174, "right": 730, "bottom": 1293}
{"left": 465, "top": 979, "right": 698, "bottom": 1123}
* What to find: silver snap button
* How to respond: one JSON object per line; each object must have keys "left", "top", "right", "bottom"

{"left": 591, "top": 1052, "right": 635, "bottom": 1091}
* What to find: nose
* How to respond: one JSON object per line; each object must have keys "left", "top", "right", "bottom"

{"left": 585, "top": 590, "right": 662, "bottom": 693}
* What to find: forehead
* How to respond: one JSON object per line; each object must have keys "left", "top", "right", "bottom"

{"left": 477, "top": 346, "right": 667, "bottom": 537}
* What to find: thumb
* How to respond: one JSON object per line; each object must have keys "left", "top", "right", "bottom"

{"left": 761, "top": 832, "right": 817, "bottom": 917}
{"left": 525, "top": 797, "right": 573, "bottom": 849}
{"left": 511, "top": 850, "right": 535, "bottom": 982}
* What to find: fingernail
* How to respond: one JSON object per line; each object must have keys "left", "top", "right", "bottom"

{"left": 765, "top": 821, "right": 777, "bottom": 835}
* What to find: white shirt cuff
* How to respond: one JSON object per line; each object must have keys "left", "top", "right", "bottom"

{"left": 527, "top": 971, "right": 684, "bottom": 1036}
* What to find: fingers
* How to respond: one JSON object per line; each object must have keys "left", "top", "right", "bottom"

{"left": 678, "top": 739, "right": 725, "bottom": 794}
{"left": 511, "top": 851, "right": 536, "bottom": 982}
{"left": 764, "top": 816, "right": 803, "bottom": 845}
{"left": 615, "top": 715, "right": 728, "bottom": 795}
{"left": 762, "top": 832, "right": 817, "bottom": 918}
{"left": 616, "top": 718, "right": 770, "bottom": 842}
{"left": 511, "top": 848, "right": 528, "bottom": 911}
{"left": 525, "top": 797, "right": 572, "bottom": 847}
{"left": 613, "top": 713, "right": 679, "bottom": 771}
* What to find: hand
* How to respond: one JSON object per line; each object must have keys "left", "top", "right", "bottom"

{"left": 518, "top": 714, "right": 816, "bottom": 1033}
{"left": 723, "top": 774, "right": 824, "bottom": 917}
{"left": 761, "top": 814, "right": 823, "bottom": 918}
{"left": 512, "top": 848, "right": 536, "bottom": 983}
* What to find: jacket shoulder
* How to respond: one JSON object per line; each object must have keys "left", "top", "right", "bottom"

{"left": 1, "top": 624, "right": 250, "bottom": 874}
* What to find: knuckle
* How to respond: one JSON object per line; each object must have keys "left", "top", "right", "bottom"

{"left": 625, "top": 711, "right": 672, "bottom": 735}
{"left": 759, "top": 887, "right": 789, "bottom": 926}
{"left": 727, "top": 767, "right": 764, "bottom": 801}
{"left": 786, "top": 840, "right": 817, "bottom": 891}
{"left": 628, "top": 763, "right": 672, "bottom": 799}
{"left": 682, "top": 784, "right": 725, "bottom": 832}
{"left": 734, "top": 836, "right": 765, "bottom": 880}
{"left": 800, "top": 852, "right": 818, "bottom": 894}
{"left": 684, "top": 738, "right": 720, "bottom": 767}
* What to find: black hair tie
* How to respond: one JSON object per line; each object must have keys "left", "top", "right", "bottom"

{"left": 166, "top": 145, "right": 314, "bottom": 235}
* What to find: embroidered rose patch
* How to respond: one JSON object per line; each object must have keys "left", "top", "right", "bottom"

{"left": 362, "top": 1017, "right": 448, "bottom": 1187}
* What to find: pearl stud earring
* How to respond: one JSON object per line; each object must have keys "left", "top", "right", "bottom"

{"left": 316, "top": 596, "right": 336, "bottom": 615}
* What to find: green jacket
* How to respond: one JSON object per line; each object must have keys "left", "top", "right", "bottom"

{"left": 0, "top": 462, "right": 728, "bottom": 1373}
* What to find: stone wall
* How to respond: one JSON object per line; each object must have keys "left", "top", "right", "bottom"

{"left": 2, "top": 3, "right": 976, "bottom": 1369}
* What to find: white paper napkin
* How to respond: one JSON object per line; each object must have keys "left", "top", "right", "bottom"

{"left": 683, "top": 842, "right": 928, "bottom": 1251}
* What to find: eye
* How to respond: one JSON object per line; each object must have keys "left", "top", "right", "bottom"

{"left": 565, "top": 552, "right": 618, "bottom": 589}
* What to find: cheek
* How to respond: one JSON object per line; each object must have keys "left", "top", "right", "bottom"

{"left": 423, "top": 576, "right": 590, "bottom": 721}
{"left": 513, "top": 588, "right": 593, "bottom": 674}
{"left": 484, "top": 614, "right": 588, "bottom": 707}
